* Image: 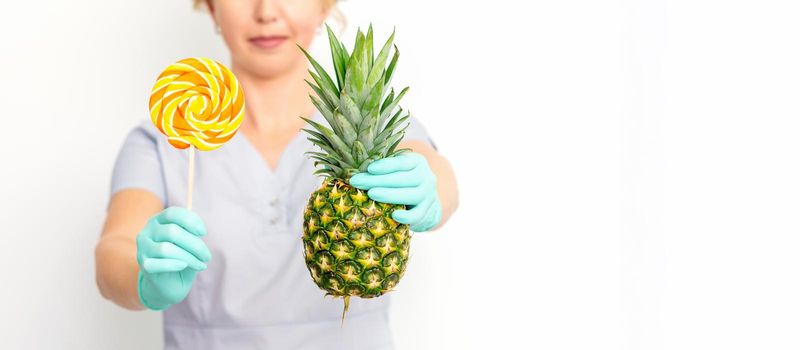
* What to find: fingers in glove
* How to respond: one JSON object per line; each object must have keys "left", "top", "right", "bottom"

{"left": 392, "top": 195, "right": 436, "bottom": 225}
{"left": 142, "top": 258, "right": 189, "bottom": 274}
{"left": 366, "top": 153, "right": 422, "bottom": 175}
{"left": 145, "top": 240, "right": 207, "bottom": 271}
{"left": 350, "top": 169, "right": 423, "bottom": 189}
{"left": 151, "top": 224, "right": 212, "bottom": 262}
{"left": 367, "top": 185, "right": 428, "bottom": 205}
{"left": 410, "top": 199, "right": 441, "bottom": 232}
{"left": 157, "top": 207, "right": 207, "bottom": 237}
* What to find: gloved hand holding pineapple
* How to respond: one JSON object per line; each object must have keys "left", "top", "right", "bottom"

{"left": 349, "top": 152, "right": 442, "bottom": 232}
{"left": 298, "top": 24, "right": 441, "bottom": 322}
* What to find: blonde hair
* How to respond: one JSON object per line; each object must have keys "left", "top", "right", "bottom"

{"left": 192, "top": 0, "right": 346, "bottom": 31}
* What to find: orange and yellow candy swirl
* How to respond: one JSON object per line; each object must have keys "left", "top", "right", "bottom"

{"left": 149, "top": 57, "right": 245, "bottom": 151}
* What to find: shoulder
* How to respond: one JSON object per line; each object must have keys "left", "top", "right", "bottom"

{"left": 112, "top": 118, "right": 169, "bottom": 161}
{"left": 122, "top": 118, "right": 163, "bottom": 145}
{"left": 135, "top": 118, "right": 161, "bottom": 137}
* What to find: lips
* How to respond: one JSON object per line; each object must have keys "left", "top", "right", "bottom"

{"left": 249, "top": 35, "right": 288, "bottom": 49}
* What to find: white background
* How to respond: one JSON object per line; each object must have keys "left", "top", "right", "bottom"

{"left": 1, "top": 0, "right": 799, "bottom": 349}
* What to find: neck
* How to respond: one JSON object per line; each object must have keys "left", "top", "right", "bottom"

{"left": 231, "top": 59, "right": 316, "bottom": 133}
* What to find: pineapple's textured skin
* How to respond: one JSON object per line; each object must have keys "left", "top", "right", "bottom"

{"left": 302, "top": 178, "right": 410, "bottom": 298}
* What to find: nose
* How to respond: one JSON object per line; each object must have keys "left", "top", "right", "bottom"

{"left": 255, "top": 0, "right": 279, "bottom": 25}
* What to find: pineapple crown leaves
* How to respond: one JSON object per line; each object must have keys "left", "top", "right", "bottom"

{"left": 296, "top": 23, "right": 412, "bottom": 180}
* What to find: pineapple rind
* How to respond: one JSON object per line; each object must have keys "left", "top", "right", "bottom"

{"left": 302, "top": 178, "right": 410, "bottom": 299}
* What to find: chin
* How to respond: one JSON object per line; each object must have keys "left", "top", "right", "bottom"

{"left": 235, "top": 54, "right": 294, "bottom": 79}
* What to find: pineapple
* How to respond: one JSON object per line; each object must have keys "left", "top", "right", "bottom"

{"left": 296, "top": 23, "right": 413, "bottom": 324}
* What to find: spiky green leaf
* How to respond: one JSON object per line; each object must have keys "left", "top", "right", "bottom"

{"left": 302, "top": 128, "right": 330, "bottom": 146}
{"left": 361, "top": 77, "right": 385, "bottom": 119}
{"left": 305, "top": 80, "right": 334, "bottom": 111}
{"left": 384, "top": 45, "right": 400, "bottom": 87}
{"left": 386, "top": 131, "right": 406, "bottom": 154}
{"left": 339, "top": 91, "right": 363, "bottom": 127}
{"left": 312, "top": 158, "right": 344, "bottom": 173}
{"left": 306, "top": 137, "right": 341, "bottom": 159}
{"left": 352, "top": 140, "right": 368, "bottom": 166}
{"left": 344, "top": 54, "right": 366, "bottom": 108}
{"left": 380, "top": 88, "right": 395, "bottom": 115}
{"left": 358, "top": 122, "right": 374, "bottom": 151}
{"left": 378, "top": 86, "right": 409, "bottom": 128}
{"left": 364, "top": 104, "right": 381, "bottom": 144}
{"left": 309, "top": 71, "right": 339, "bottom": 109}
{"left": 388, "top": 147, "right": 413, "bottom": 158}
{"left": 375, "top": 113, "right": 409, "bottom": 146}
{"left": 297, "top": 44, "right": 339, "bottom": 98}
{"left": 333, "top": 110, "right": 358, "bottom": 146}
{"left": 367, "top": 28, "right": 394, "bottom": 89}
{"left": 371, "top": 123, "right": 409, "bottom": 157}
{"left": 325, "top": 24, "right": 346, "bottom": 90}
{"left": 313, "top": 168, "right": 337, "bottom": 177}
{"left": 309, "top": 94, "right": 342, "bottom": 136}
{"left": 365, "top": 24, "right": 374, "bottom": 71}
{"left": 301, "top": 117, "right": 355, "bottom": 165}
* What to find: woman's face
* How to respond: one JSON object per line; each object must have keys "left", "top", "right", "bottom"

{"left": 208, "top": 0, "right": 331, "bottom": 79}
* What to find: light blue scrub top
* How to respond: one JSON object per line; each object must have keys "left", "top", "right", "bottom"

{"left": 109, "top": 109, "right": 436, "bottom": 350}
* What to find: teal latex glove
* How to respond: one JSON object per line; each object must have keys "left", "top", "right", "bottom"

{"left": 136, "top": 207, "right": 211, "bottom": 310}
{"left": 349, "top": 152, "right": 442, "bottom": 232}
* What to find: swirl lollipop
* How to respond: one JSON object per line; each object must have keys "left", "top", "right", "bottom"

{"left": 148, "top": 57, "right": 245, "bottom": 209}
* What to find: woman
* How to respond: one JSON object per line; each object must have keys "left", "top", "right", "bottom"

{"left": 94, "top": 0, "right": 459, "bottom": 348}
